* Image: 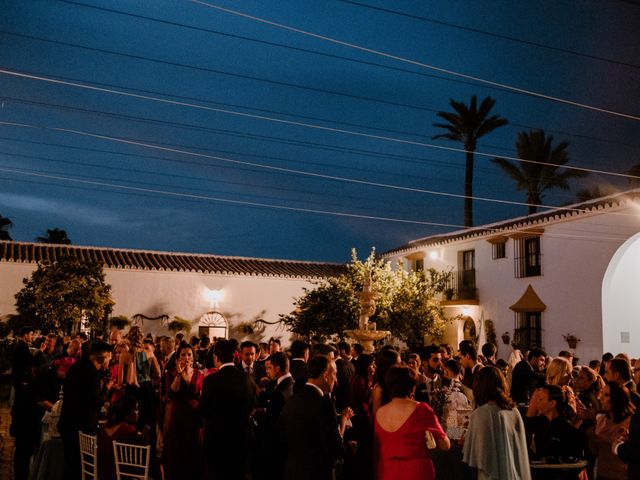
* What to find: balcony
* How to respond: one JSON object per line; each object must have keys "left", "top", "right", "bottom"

{"left": 442, "top": 269, "right": 479, "bottom": 305}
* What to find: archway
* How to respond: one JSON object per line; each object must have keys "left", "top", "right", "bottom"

{"left": 198, "top": 311, "right": 229, "bottom": 340}
{"left": 602, "top": 232, "right": 640, "bottom": 357}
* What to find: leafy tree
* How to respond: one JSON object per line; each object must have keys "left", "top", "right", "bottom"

{"left": 36, "top": 228, "right": 71, "bottom": 244}
{"left": 627, "top": 163, "right": 640, "bottom": 187}
{"left": 492, "top": 130, "right": 587, "bottom": 214}
{"left": 0, "top": 214, "right": 13, "bottom": 241}
{"left": 434, "top": 95, "right": 508, "bottom": 227}
{"left": 281, "top": 249, "right": 452, "bottom": 348}
{"left": 14, "top": 256, "right": 114, "bottom": 334}
{"left": 575, "top": 185, "right": 618, "bottom": 203}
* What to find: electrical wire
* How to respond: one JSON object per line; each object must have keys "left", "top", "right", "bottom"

{"left": 1, "top": 68, "right": 637, "bottom": 182}
{"left": 338, "top": 0, "right": 640, "bottom": 70}
{"left": 1, "top": 119, "right": 639, "bottom": 219}
{"left": 189, "top": 0, "right": 640, "bottom": 121}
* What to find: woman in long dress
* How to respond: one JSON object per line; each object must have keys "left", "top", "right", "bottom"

{"left": 462, "top": 366, "right": 531, "bottom": 480}
{"left": 375, "top": 365, "right": 450, "bottom": 480}
{"left": 162, "top": 343, "right": 203, "bottom": 480}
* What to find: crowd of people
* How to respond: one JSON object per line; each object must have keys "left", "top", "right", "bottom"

{"left": 8, "top": 325, "right": 640, "bottom": 480}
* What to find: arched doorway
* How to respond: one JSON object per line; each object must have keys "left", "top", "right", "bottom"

{"left": 602, "top": 232, "right": 640, "bottom": 357}
{"left": 198, "top": 311, "right": 229, "bottom": 340}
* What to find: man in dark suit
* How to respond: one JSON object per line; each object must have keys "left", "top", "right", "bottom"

{"left": 281, "top": 355, "right": 350, "bottom": 480}
{"left": 510, "top": 347, "right": 547, "bottom": 404}
{"left": 615, "top": 409, "right": 640, "bottom": 480}
{"left": 289, "top": 339, "right": 309, "bottom": 393}
{"left": 238, "top": 340, "right": 266, "bottom": 383}
{"left": 200, "top": 340, "right": 256, "bottom": 480}
{"left": 58, "top": 341, "right": 113, "bottom": 480}
{"left": 11, "top": 327, "right": 35, "bottom": 480}
{"left": 335, "top": 341, "right": 355, "bottom": 413}
{"left": 255, "top": 352, "right": 294, "bottom": 480}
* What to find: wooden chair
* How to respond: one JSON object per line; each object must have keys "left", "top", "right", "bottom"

{"left": 113, "top": 441, "right": 151, "bottom": 480}
{"left": 78, "top": 432, "right": 98, "bottom": 480}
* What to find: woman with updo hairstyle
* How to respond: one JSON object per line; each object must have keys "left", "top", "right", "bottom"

{"left": 573, "top": 366, "right": 604, "bottom": 411}
{"left": 162, "top": 342, "right": 203, "bottom": 480}
{"left": 375, "top": 365, "right": 449, "bottom": 480}
{"left": 97, "top": 395, "right": 146, "bottom": 480}
{"left": 372, "top": 347, "right": 401, "bottom": 415}
{"left": 350, "top": 354, "right": 376, "bottom": 480}
{"left": 546, "top": 357, "right": 574, "bottom": 387}
{"left": 463, "top": 366, "right": 531, "bottom": 480}
{"left": 525, "top": 385, "right": 586, "bottom": 475}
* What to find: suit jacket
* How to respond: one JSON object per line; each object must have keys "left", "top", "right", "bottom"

{"left": 510, "top": 359, "right": 545, "bottom": 404}
{"left": 290, "top": 359, "right": 308, "bottom": 394}
{"left": 335, "top": 358, "right": 355, "bottom": 413}
{"left": 237, "top": 361, "right": 267, "bottom": 384}
{"left": 281, "top": 384, "right": 343, "bottom": 480}
{"left": 617, "top": 410, "right": 640, "bottom": 480}
{"left": 257, "top": 376, "right": 294, "bottom": 480}
{"left": 200, "top": 365, "right": 256, "bottom": 480}
{"left": 58, "top": 359, "right": 104, "bottom": 435}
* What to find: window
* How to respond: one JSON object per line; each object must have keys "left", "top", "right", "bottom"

{"left": 513, "top": 312, "right": 543, "bottom": 351}
{"left": 492, "top": 241, "right": 506, "bottom": 259}
{"left": 414, "top": 258, "right": 424, "bottom": 272}
{"left": 515, "top": 236, "right": 541, "bottom": 277}
{"left": 461, "top": 250, "right": 475, "bottom": 271}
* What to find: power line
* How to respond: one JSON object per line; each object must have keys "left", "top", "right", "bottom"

{"left": 190, "top": 0, "right": 640, "bottom": 121}
{"left": 2, "top": 119, "right": 638, "bottom": 218}
{"left": 338, "top": 0, "right": 640, "bottom": 70}
{"left": 2, "top": 68, "right": 637, "bottom": 182}
{"left": 0, "top": 168, "right": 636, "bottom": 246}
{"left": 0, "top": 165, "right": 463, "bottom": 228}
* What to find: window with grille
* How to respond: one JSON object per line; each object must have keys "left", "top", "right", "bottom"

{"left": 513, "top": 311, "right": 543, "bottom": 351}
{"left": 514, "top": 236, "right": 541, "bottom": 277}
{"left": 414, "top": 258, "right": 424, "bottom": 272}
{"left": 492, "top": 241, "right": 506, "bottom": 259}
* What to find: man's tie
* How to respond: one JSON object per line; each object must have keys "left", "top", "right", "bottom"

{"left": 246, "top": 366, "right": 252, "bottom": 375}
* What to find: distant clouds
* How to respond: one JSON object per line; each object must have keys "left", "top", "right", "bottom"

{"left": 0, "top": 192, "right": 128, "bottom": 227}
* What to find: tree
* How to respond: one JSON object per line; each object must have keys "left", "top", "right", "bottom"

{"left": 627, "top": 163, "right": 640, "bottom": 187}
{"left": 492, "top": 130, "right": 587, "bottom": 214}
{"left": 434, "top": 95, "right": 508, "bottom": 227}
{"left": 36, "top": 228, "right": 71, "bottom": 244}
{"left": 14, "top": 256, "right": 114, "bottom": 334}
{"left": 0, "top": 214, "right": 13, "bottom": 241}
{"left": 575, "top": 185, "right": 618, "bottom": 203}
{"left": 280, "top": 249, "right": 452, "bottom": 348}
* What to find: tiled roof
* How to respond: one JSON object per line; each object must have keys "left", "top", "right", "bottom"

{"left": 384, "top": 189, "right": 640, "bottom": 256}
{"left": 0, "top": 241, "right": 346, "bottom": 279}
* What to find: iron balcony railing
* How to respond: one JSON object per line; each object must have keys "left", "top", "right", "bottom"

{"left": 443, "top": 269, "right": 477, "bottom": 301}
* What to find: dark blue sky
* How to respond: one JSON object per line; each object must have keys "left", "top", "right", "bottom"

{"left": 0, "top": 0, "right": 638, "bottom": 262}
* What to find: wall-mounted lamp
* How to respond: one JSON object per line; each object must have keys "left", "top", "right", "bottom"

{"left": 428, "top": 250, "right": 440, "bottom": 260}
{"left": 205, "top": 288, "right": 225, "bottom": 308}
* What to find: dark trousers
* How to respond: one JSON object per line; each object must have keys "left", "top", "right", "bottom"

{"left": 61, "top": 429, "right": 80, "bottom": 480}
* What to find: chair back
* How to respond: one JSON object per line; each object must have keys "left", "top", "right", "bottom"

{"left": 113, "top": 441, "right": 151, "bottom": 480}
{"left": 78, "top": 432, "right": 98, "bottom": 480}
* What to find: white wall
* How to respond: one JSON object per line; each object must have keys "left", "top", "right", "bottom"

{"left": 602, "top": 232, "right": 640, "bottom": 357}
{"left": 386, "top": 205, "right": 640, "bottom": 362}
{"left": 0, "top": 261, "right": 313, "bottom": 344}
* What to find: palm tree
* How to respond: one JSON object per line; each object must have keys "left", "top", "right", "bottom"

{"left": 434, "top": 95, "right": 508, "bottom": 227}
{"left": 36, "top": 228, "right": 71, "bottom": 244}
{"left": 0, "top": 214, "right": 12, "bottom": 241}
{"left": 627, "top": 163, "right": 640, "bottom": 187}
{"left": 575, "top": 185, "right": 618, "bottom": 203}
{"left": 492, "top": 130, "right": 587, "bottom": 214}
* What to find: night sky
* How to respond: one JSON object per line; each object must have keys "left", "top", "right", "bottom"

{"left": 0, "top": 0, "right": 638, "bottom": 262}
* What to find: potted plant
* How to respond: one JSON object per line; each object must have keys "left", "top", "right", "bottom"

{"left": 168, "top": 317, "right": 192, "bottom": 334}
{"left": 501, "top": 331, "right": 511, "bottom": 345}
{"left": 563, "top": 333, "right": 581, "bottom": 349}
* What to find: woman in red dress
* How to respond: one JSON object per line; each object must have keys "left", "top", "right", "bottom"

{"left": 375, "top": 365, "right": 450, "bottom": 480}
{"left": 162, "top": 343, "right": 203, "bottom": 480}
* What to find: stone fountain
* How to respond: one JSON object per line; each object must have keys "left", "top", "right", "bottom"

{"left": 345, "top": 270, "right": 390, "bottom": 353}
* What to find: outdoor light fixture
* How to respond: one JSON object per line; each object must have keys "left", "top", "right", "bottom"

{"left": 428, "top": 250, "right": 439, "bottom": 260}
{"left": 205, "top": 288, "right": 224, "bottom": 307}
{"left": 462, "top": 307, "right": 472, "bottom": 316}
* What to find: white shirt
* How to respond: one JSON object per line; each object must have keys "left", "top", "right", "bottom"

{"left": 306, "top": 382, "right": 324, "bottom": 396}
{"left": 219, "top": 362, "right": 235, "bottom": 369}
{"left": 277, "top": 372, "right": 292, "bottom": 386}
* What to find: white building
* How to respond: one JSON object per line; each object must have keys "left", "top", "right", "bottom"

{"left": 0, "top": 241, "right": 344, "bottom": 343}
{"left": 382, "top": 190, "right": 640, "bottom": 361}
